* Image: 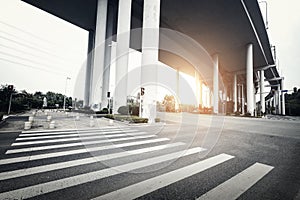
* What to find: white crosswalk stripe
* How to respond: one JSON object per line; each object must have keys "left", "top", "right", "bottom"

{"left": 1, "top": 138, "right": 175, "bottom": 165}
{"left": 0, "top": 128, "right": 274, "bottom": 200}
{"left": 92, "top": 154, "right": 235, "bottom": 200}
{"left": 18, "top": 129, "right": 137, "bottom": 139}
{"left": 196, "top": 162, "right": 274, "bottom": 200}
{"left": 11, "top": 131, "right": 149, "bottom": 146}
{"left": 6, "top": 135, "right": 156, "bottom": 154}
{"left": 18, "top": 129, "right": 135, "bottom": 139}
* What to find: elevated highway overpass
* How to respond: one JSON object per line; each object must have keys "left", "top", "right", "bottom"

{"left": 22, "top": 0, "right": 284, "bottom": 117}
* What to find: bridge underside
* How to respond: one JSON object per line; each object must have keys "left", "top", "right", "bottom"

{"left": 23, "top": 0, "right": 283, "bottom": 115}
{"left": 23, "top": 0, "right": 278, "bottom": 82}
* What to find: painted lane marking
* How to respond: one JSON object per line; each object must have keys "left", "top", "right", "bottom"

{"left": 196, "top": 162, "right": 274, "bottom": 200}
{"left": 0, "top": 143, "right": 190, "bottom": 199}
{"left": 17, "top": 130, "right": 139, "bottom": 140}
{"left": 19, "top": 128, "right": 132, "bottom": 137}
{"left": 12, "top": 131, "right": 148, "bottom": 146}
{"left": 6, "top": 135, "right": 156, "bottom": 154}
{"left": 1, "top": 138, "right": 172, "bottom": 165}
{"left": 92, "top": 153, "right": 234, "bottom": 200}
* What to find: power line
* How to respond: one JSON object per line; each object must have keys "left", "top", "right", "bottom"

{"left": 0, "top": 21, "right": 87, "bottom": 57}
{"left": 0, "top": 43, "right": 80, "bottom": 67}
{"left": 0, "top": 29, "right": 84, "bottom": 58}
{"left": 0, "top": 50, "right": 69, "bottom": 73}
{"left": 0, "top": 34, "right": 78, "bottom": 63}
{"left": 0, "top": 57, "right": 66, "bottom": 76}
{"left": 0, "top": 20, "right": 56, "bottom": 46}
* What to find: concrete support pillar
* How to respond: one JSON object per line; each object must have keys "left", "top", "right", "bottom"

{"left": 253, "top": 86, "right": 257, "bottom": 116}
{"left": 213, "top": 54, "right": 219, "bottom": 114}
{"left": 278, "top": 86, "right": 281, "bottom": 115}
{"left": 233, "top": 74, "right": 237, "bottom": 112}
{"left": 246, "top": 43, "right": 254, "bottom": 116}
{"left": 141, "top": 0, "right": 160, "bottom": 122}
{"left": 275, "top": 90, "right": 279, "bottom": 114}
{"left": 101, "top": 4, "right": 114, "bottom": 109}
{"left": 199, "top": 80, "right": 203, "bottom": 108}
{"left": 114, "top": 0, "right": 132, "bottom": 113}
{"left": 241, "top": 84, "right": 245, "bottom": 115}
{"left": 223, "top": 86, "right": 227, "bottom": 114}
{"left": 194, "top": 70, "right": 201, "bottom": 107}
{"left": 84, "top": 31, "right": 95, "bottom": 107}
{"left": 91, "top": 0, "right": 109, "bottom": 108}
{"left": 282, "top": 80, "right": 285, "bottom": 115}
{"left": 260, "top": 70, "right": 265, "bottom": 114}
{"left": 176, "top": 69, "right": 180, "bottom": 110}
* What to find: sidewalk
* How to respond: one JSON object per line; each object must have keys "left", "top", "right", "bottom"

{"left": 0, "top": 110, "right": 127, "bottom": 132}
{"left": 265, "top": 114, "right": 300, "bottom": 121}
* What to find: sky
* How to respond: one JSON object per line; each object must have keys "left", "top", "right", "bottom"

{"left": 0, "top": 0, "right": 299, "bottom": 102}
{"left": 263, "top": 0, "right": 300, "bottom": 90}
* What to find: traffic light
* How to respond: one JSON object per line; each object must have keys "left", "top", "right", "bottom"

{"left": 141, "top": 87, "right": 145, "bottom": 96}
{"left": 8, "top": 85, "right": 14, "bottom": 92}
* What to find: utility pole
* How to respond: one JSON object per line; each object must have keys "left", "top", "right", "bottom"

{"left": 63, "top": 77, "right": 71, "bottom": 111}
{"left": 7, "top": 85, "right": 14, "bottom": 115}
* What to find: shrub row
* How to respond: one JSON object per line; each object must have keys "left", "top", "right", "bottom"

{"left": 104, "top": 114, "right": 148, "bottom": 123}
{"left": 0, "top": 112, "right": 3, "bottom": 121}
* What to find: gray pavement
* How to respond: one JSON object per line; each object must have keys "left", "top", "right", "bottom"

{"left": 0, "top": 112, "right": 299, "bottom": 199}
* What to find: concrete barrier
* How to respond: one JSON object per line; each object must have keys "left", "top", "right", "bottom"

{"left": 49, "top": 121, "right": 55, "bottom": 129}
{"left": 90, "top": 119, "right": 95, "bottom": 127}
{"left": 29, "top": 116, "right": 34, "bottom": 123}
{"left": 24, "top": 122, "right": 31, "bottom": 130}
{"left": 47, "top": 116, "right": 52, "bottom": 122}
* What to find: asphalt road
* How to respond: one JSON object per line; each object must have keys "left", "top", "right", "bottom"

{"left": 0, "top": 113, "right": 299, "bottom": 200}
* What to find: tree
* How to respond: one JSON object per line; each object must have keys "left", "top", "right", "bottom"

{"left": 285, "top": 87, "right": 300, "bottom": 116}
{"left": 0, "top": 85, "right": 73, "bottom": 112}
{"left": 163, "top": 95, "right": 175, "bottom": 112}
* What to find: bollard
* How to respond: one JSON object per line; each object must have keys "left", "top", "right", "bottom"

{"left": 29, "top": 116, "right": 34, "bottom": 123}
{"left": 109, "top": 119, "right": 114, "bottom": 126}
{"left": 90, "top": 119, "right": 95, "bottom": 127}
{"left": 75, "top": 114, "right": 80, "bottom": 121}
{"left": 47, "top": 116, "right": 52, "bottom": 122}
{"left": 24, "top": 122, "right": 31, "bottom": 130}
{"left": 43, "top": 122, "right": 49, "bottom": 129}
{"left": 49, "top": 121, "right": 55, "bottom": 129}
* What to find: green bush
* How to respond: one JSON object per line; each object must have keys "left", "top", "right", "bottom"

{"left": 131, "top": 106, "right": 139, "bottom": 116}
{"left": 104, "top": 114, "right": 148, "bottom": 123}
{"left": 118, "top": 106, "right": 130, "bottom": 115}
{"left": 234, "top": 111, "right": 240, "bottom": 116}
{"left": 0, "top": 112, "right": 3, "bottom": 121}
{"left": 96, "top": 108, "right": 109, "bottom": 114}
{"left": 244, "top": 112, "right": 251, "bottom": 117}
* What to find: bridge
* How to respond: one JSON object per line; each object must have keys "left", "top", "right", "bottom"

{"left": 22, "top": 0, "right": 284, "bottom": 119}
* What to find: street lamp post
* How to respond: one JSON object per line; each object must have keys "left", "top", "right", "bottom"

{"left": 63, "top": 77, "right": 71, "bottom": 111}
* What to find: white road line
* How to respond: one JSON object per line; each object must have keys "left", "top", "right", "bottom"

{"left": 0, "top": 147, "right": 204, "bottom": 199}
{"left": 0, "top": 138, "right": 179, "bottom": 181}
{"left": 0, "top": 138, "right": 172, "bottom": 165}
{"left": 21, "top": 126, "right": 127, "bottom": 134}
{"left": 17, "top": 130, "right": 138, "bottom": 141}
{"left": 19, "top": 128, "right": 132, "bottom": 137}
{"left": 196, "top": 162, "right": 274, "bottom": 200}
{"left": 0, "top": 144, "right": 205, "bottom": 181}
{"left": 12, "top": 132, "right": 148, "bottom": 146}
{"left": 6, "top": 135, "right": 156, "bottom": 154}
{"left": 92, "top": 153, "right": 234, "bottom": 200}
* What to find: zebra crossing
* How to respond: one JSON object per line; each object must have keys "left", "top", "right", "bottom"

{"left": 0, "top": 126, "right": 274, "bottom": 199}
